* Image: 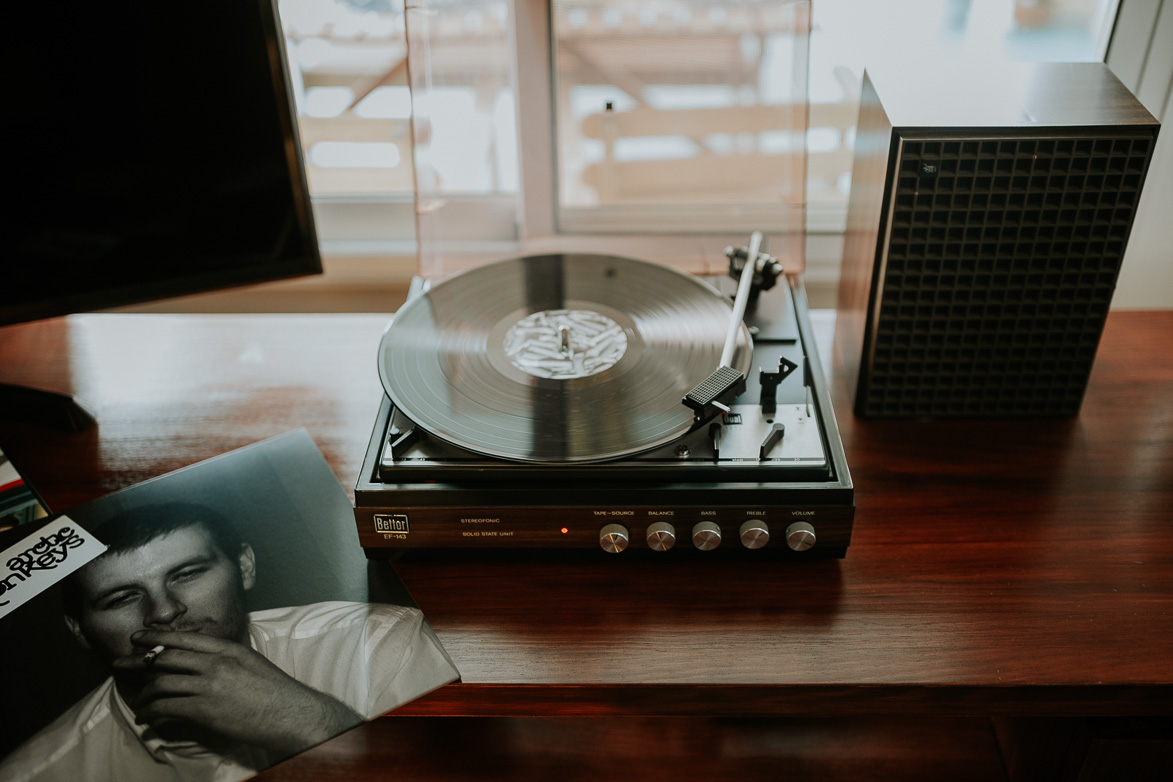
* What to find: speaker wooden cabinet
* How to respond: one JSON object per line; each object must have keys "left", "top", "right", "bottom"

{"left": 834, "top": 62, "right": 1159, "bottom": 418}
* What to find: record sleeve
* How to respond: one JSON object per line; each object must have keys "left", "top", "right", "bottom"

{"left": 0, "top": 430, "right": 459, "bottom": 782}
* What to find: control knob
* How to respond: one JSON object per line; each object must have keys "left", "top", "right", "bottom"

{"left": 599, "top": 523, "right": 629, "bottom": 553}
{"left": 739, "top": 519, "right": 770, "bottom": 549}
{"left": 784, "top": 521, "right": 816, "bottom": 552}
{"left": 646, "top": 521, "right": 676, "bottom": 551}
{"left": 692, "top": 521, "right": 722, "bottom": 551}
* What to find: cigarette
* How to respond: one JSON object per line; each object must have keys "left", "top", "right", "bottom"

{"left": 142, "top": 644, "right": 165, "bottom": 666}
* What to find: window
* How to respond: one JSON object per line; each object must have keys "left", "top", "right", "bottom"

{"left": 807, "top": 0, "right": 1119, "bottom": 226}
{"left": 279, "top": 0, "right": 414, "bottom": 198}
{"left": 278, "top": 0, "right": 1121, "bottom": 259}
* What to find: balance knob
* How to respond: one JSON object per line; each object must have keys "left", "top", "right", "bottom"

{"left": 785, "top": 521, "right": 816, "bottom": 552}
{"left": 692, "top": 521, "right": 722, "bottom": 551}
{"left": 599, "top": 523, "right": 629, "bottom": 553}
{"left": 646, "top": 521, "right": 676, "bottom": 551}
{"left": 739, "top": 519, "right": 770, "bottom": 549}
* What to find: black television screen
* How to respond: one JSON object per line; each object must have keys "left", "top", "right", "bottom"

{"left": 1, "top": 0, "right": 320, "bottom": 327}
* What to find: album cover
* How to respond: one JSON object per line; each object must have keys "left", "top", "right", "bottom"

{"left": 0, "top": 446, "right": 47, "bottom": 530}
{"left": 0, "top": 429, "right": 459, "bottom": 782}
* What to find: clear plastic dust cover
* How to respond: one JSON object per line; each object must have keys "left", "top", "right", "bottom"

{"left": 403, "top": 0, "right": 811, "bottom": 279}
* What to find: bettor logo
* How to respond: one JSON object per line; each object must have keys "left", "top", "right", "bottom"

{"left": 373, "top": 514, "right": 410, "bottom": 534}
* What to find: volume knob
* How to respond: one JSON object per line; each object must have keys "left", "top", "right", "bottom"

{"left": 692, "top": 521, "right": 722, "bottom": 551}
{"left": 599, "top": 523, "right": 629, "bottom": 553}
{"left": 785, "top": 521, "right": 816, "bottom": 552}
{"left": 646, "top": 521, "right": 676, "bottom": 551}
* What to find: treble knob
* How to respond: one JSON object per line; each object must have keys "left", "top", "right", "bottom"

{"left": 646, "top": 522, "right": 676, "bottom": 551}
{"left": 599, "top": 523, "right": 629, "bottom": 553}
{"left": 739, "top": 519, "right": 770, "bottom": 549}
{"left": 692, "top": 521, "right": 722, "bottom": 551}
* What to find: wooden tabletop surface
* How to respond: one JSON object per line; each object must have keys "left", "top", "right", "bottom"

{"left": 1, "top": 311, "right": 1170, "bottom": 723}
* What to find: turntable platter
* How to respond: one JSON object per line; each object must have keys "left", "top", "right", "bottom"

{"left": 377, "top": 254, "right": 752, "bottom": 463}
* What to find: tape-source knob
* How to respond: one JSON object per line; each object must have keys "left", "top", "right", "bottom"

{"left": 599, "top": 523, "right": 629, "bottom": 553}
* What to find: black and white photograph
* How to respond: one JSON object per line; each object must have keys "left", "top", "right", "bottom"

{"left": 0, "top": 430, "right": 459, "bottom": 782}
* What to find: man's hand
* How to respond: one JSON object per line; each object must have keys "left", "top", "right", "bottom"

{"left": 111, "top": 629, "right": 364, "bottom": 757}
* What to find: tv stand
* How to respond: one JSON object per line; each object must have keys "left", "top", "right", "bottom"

{"left": 0, "top": 383, "right": 96, "bottom": 432}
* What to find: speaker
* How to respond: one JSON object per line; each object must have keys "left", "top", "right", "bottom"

{"left": 834, "top": 63, "right": 1159, "bottom": 418}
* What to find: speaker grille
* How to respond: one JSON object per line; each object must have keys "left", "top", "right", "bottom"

{"left": 864, "top": 133, "right": 1154, "bottom": 417}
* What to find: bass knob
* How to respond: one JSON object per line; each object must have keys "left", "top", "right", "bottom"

{"left": 691, "top": 521, "right": 722, "bottom": 551}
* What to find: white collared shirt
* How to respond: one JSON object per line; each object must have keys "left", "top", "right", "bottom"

{"left": 1, "top": 601, "right": 458, "bottom": 782}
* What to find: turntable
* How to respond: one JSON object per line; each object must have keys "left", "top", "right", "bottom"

{"left": 352, "top": 0, "right": 852, "bottom": 556}
{"left": 354, "top": 240, "right": 854, "bottom": 557}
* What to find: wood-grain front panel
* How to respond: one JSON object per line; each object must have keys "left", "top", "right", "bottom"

{"left": 355, "top": 504, "right": 854, "bottom": 551}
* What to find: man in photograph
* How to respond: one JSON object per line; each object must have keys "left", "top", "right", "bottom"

{"left": 0, "top": 503, "right": 458, "bottom": 782}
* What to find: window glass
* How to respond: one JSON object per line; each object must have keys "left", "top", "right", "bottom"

{"left": 279, "top": 0, "right": 1120, "bottom": 233}
{"left": 278, "top": 0, "right": 417, "bottom": 197}
{"left": 807, "top": 0, "right": 1119, "bottom": 216}
{"left": 550, "top": 0, "right": 809, "bottom": 236}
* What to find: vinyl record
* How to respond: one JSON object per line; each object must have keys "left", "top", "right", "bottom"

{"left": 377, "top": 253, "right": 752, "bottom": 463}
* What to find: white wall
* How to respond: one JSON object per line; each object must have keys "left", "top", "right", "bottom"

{"left": 1108, "top": 0, "right": 1173, "bottom": 309}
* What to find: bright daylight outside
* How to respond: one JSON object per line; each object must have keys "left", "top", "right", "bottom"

{"left": 277, "top": 0, "right": 1118, "bottom": 234}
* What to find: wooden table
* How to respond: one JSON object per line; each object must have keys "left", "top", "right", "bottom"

{"left": 1, "top": 311, "right": 1170, "bottom": 781}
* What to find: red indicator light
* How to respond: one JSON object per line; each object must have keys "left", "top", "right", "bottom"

{"left": 560, "top": 527, "right": 569, "bottom": 534}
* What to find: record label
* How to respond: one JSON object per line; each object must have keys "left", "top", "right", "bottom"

{"left": 503, "top": 309, "right": 627, "bottom": 380}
